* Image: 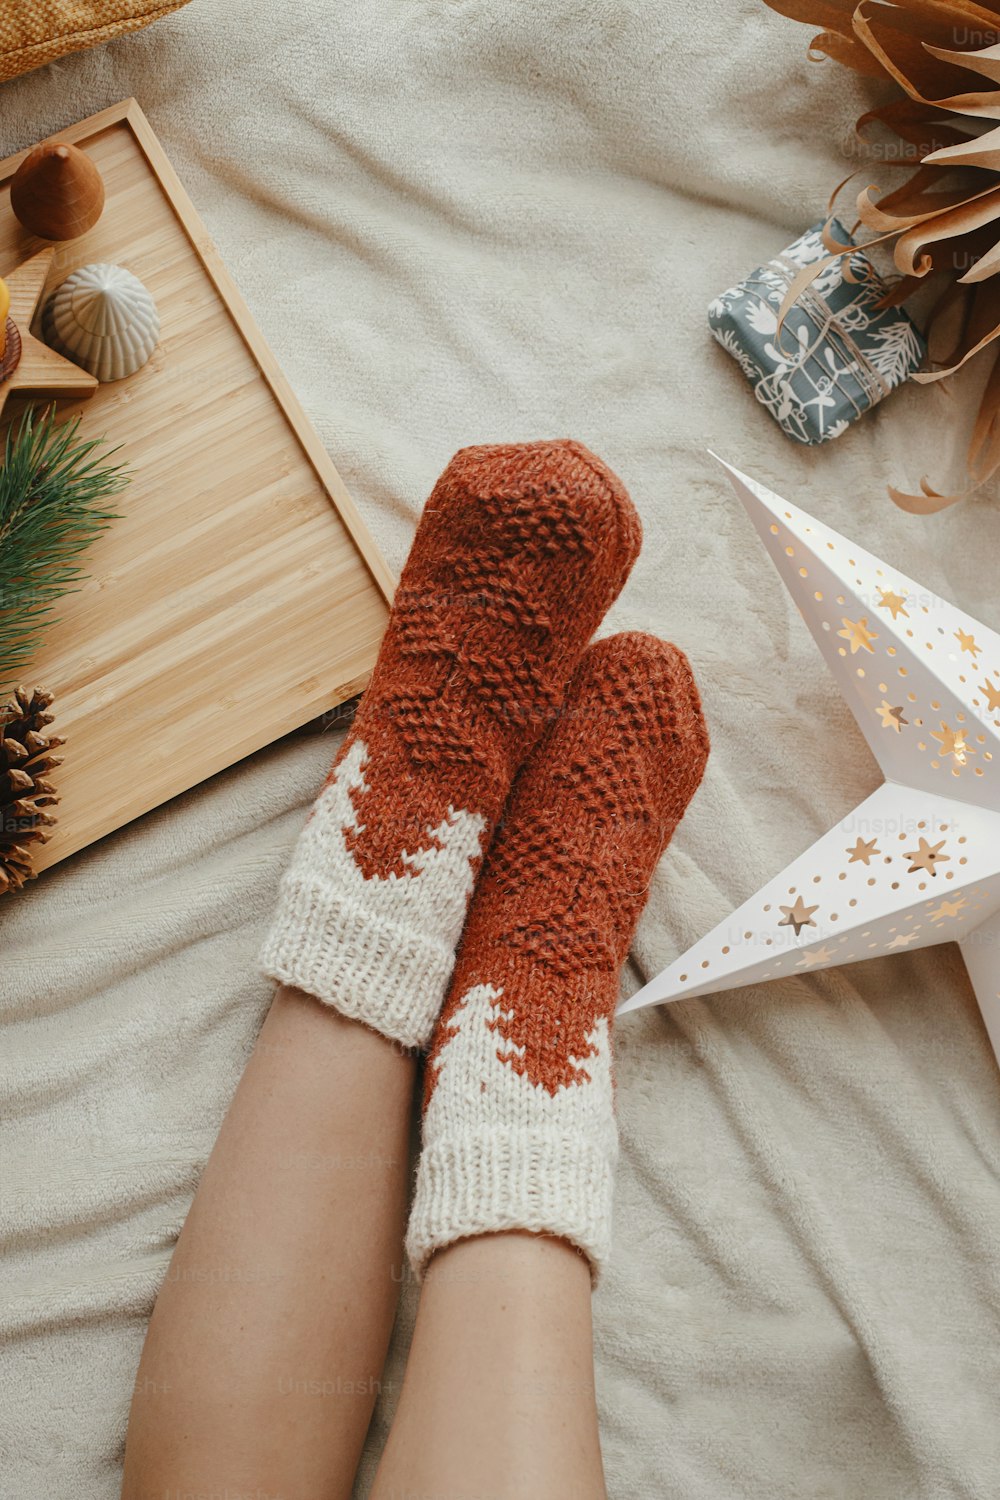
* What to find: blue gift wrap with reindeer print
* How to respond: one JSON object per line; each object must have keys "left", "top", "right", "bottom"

{"left": 707, "top": 221, "right": 926, "bottom": 445}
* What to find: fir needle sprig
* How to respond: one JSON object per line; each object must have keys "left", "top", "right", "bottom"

{"left": 0, "top": 404, "right": 128, "bottom": 689}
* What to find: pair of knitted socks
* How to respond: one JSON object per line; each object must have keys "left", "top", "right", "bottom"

{"left": 259, "top": 440, "right": 709, "bottom": 1278}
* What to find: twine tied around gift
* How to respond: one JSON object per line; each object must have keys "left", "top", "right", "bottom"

{"left": 748, "top": 252, "right": 892, "bottom": 438}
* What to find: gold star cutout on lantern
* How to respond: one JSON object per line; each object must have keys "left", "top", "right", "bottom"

{"left": 837, "top": 616, "right": 878, "bottom": 654}
{"left": 930, "top": 721, "right": 974, "bottom": 766}
{"left": 620, "top": 461, "right": 1000, "bottom": 1077}
{"left": 929, "top": 896, "right": 967, "bottom": 922}
{"left": 796, "top": 943, "right": 836, "bottom": 967}
{"left": 877, "top": 587, "right": 909, "bottom": 621}
{"left": 0, "top": 246, "right": 98, "bottom": 417}
{"left": 778, "top": 895, "right": 818, "bottom": 935}
{"left": 847, "top": 836, "right": 881, "bottom": 865}
{"left": 876, "top": 700, "right": 907, "bottom": 732}
{"left": 904, "top": 837, "right": 950, "bottom": 876}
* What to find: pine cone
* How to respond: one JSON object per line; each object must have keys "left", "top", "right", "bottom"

{"left": 0, "top": 685, "right": 63, "bottom": 896}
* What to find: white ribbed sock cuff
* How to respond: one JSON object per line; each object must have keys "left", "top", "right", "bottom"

{"left": 405, "top": 1126, "right": 618, "bottom": 1283}
{"left": 258, "top": 874, "right": 455, "bottom": 1051}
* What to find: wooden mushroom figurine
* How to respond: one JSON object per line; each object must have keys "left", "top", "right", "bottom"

{"left": 10, "top": 142, "right": 105, "bottom": 241}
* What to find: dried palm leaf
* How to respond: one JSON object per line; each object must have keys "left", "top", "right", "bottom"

{"left": 764, "top": 0, "right": 1000, "bottom": 506}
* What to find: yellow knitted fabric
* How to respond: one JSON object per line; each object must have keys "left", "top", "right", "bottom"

{"left": 0, "top": 1, "right": 189, "bottom": 82}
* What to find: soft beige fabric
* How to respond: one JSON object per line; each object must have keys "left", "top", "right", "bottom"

{"left": 0, "top": 1, "right": 190, "bottom": 83}
{"left": 1, "top": 3, "right": 998, "bottom": 1496}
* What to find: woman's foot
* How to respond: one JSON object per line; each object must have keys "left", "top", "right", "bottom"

{"left": 259, "top": 441, "right": 641, "bottom": 1049}
{"left": 406, "top": 632, "right": 710, "bottom": 1276}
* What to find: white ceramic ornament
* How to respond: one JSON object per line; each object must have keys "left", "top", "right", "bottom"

{"left": 42, "top": 262, "right": 159, "bottom": 382}
{"left": 621, "top": 457, "right": 1000, "bottom": 1073}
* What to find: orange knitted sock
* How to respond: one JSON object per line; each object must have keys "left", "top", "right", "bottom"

{"left": 406, "top": 632, "right": 710, "bottom": 1278}
{"left": 259, "top": 441, "right": 641, "bottom": 1048}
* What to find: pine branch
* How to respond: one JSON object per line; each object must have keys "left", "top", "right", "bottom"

{"left": 0, "top": 404, "right": 128, "bottom": 691}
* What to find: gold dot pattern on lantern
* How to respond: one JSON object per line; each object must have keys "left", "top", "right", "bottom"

{"left": 650, "top": 478, "right": 1000, "bottom": 1032}
{"left": 763, "top": 505, "right": 1000, "bottom": 805}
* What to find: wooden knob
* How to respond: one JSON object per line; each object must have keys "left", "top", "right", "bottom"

{"left": 10, "top": 142, "right": 105, "bottom": 241}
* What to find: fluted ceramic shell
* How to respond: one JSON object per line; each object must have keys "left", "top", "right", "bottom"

{"left": 42, "top": 263, "right": 159, "bottom": 382}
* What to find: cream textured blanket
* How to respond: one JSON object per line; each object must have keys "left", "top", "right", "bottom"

{"left": 2, "top": 3, "right": 998, "bottom": 1496}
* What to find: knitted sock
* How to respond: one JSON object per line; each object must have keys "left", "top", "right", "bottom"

{"left": 406, "top": 632, "right": 710, "bottom": 1279}
{"left": 258, "top": 441, "right": 641, "bottom": 1050}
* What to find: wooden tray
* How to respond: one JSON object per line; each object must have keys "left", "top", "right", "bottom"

{"left": 0, "top": 99, "right": 392, "bottom": 873}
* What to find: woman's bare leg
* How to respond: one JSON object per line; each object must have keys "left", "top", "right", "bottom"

{"left": 376, "top": 634, "right": 709, "bottom": 1500}
{"left": 121, "top": 983, "right": 414, "bottom": 1500}
{"left": 373, "top": 1232, "right": 606, "bottom": 1500}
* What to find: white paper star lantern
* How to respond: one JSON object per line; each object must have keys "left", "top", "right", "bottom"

{"left": 620, "top": 459, "right": 1000, "bottom": 1066}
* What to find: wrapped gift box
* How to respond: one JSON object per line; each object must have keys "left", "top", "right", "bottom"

{"left": 707, "top": 221, "right": 926, "bottom": 445}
